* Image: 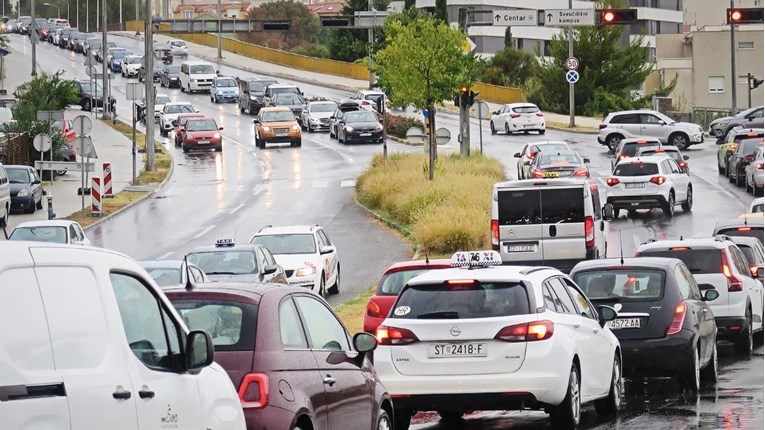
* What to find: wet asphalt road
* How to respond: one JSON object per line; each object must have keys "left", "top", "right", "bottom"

{"left": 7, "top": 35, "right": 764, "bottom": 428}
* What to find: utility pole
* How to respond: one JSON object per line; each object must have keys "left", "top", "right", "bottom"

{"left": 76, "top": 0, "right": 78, "bottom": 30}
{"left": 144, "top": 0, "right": 155, "bottom": 171}
{"left": 134, "top": 0, "right": 139, "bottom": 35}
{"left": 458, "top": 86, "right": 470, "bottom": 158}
{"left": 367, "top": 0, "right": 375, "bottom": 89}
{"left": 101, "top": 0, "right": 110, "bottom": 120}
{"left": 31, "top": 0, "right": 36, "bottom": 76}
{"left": 568, "top": 0, "right": 575, "bottom": 127}
{"left": 86, "top": 0, "right": 88, "bottom": 32}
{"left": 729, "top": 0, "right": 738, "bottom": 113}
{"left": 217, "top": 0, "right": 222, "bottom": 59}
{"left": 120, "top": 0, "right": 123, "bottom": 31}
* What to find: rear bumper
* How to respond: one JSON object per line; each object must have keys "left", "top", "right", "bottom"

{"left": 619, "top": 330, "right": 695, "bottom": 377}
{"left": 392, "top": 392, "right": 540, "bottom": 412}
{"left": 607, "top": 194, "right": 668, "bottom": 210}
{"left": 715, "top": 316, "right": 748, "bottom": 340}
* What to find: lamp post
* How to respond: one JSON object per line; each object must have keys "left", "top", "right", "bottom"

{"left": 42, "top": 2, "right": 60, "bottom": 18}
{"left": 61, "top": 0, "right": 69, "bottom": 23}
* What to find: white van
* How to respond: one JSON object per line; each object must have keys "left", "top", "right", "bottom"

{"left": 491, "top": 179, "right": 613, "bottom": 272}
{"left": 0, "top": 242, "right": 247, "bottom": 430}
{"left": 0, "top": 163, "right": 10, "bottom": 228}
{"left": 180, "top": 61, "right": 217, "bottom": 93}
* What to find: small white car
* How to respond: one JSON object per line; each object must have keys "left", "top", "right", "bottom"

{"left": 606, "top": 155, "right": 692, "bottom": 218}
{"left": 120, "top": 55, "right": 143, "bottom": 77}
{"left": 350, "top": 90, "right": 389, "bottom": 112}
{"left": 159, "top": 101, "right": 196, "bottom": 136}
{"left": 374, "top": 251, "right": 621, "bottom": 430}
{"left": 597, "top": 110, "right": 705, "bottom": 151}
{"left": 745, "top": 147, "right": 764, "bottom": 195}
{"left": 750, "top": 197, "right": 764, "bottom": 213}
{"left": 637, "top": 236, "right": 764, "bottom": 356}
{"left": 250, "top": 225, "right": 340, "bottom": 297}
{"left": 9, "top": 220, "right": 90, "bottom": 245}
{"left": 167, "top": 39, "right": 189, "bottom": 56}
{"left": 152, "top": 93, "right": 172, "bottom": 122}
{"left": 490, "top": 102, "right": 545, "bottom": 135}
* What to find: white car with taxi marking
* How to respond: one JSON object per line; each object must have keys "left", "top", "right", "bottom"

{"left": 374, "top": 251, "right": 622, "bottom": 430}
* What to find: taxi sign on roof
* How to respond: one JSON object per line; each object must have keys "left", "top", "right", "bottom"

{"left": 451, "top": 251, "right": 503, "bottom": 267}
{"left": 215, "top": 238, "right": 235, "bottom": 247}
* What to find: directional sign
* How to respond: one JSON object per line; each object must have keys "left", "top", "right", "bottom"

{"left": 493, "top": 9, "right": 538, "bottom": 26}
{"left": 566, "top": 70, "right": 580, "bottom": 84}
{"left": 35, "top": 160, "right": 95, "bottom": 172}
{"left": 565, "top": 56, "right": 579, "bottom": 71}
{"left": 462, "top": 37, "right": 477, "bottom": 53}
{"left": 544, "top": 9, "right": 596, "bottom": 26}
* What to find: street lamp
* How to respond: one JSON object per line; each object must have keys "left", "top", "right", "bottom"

{"left": 60, "top": 1, "right": 70, "bottom": 23}
{"left": 42, "top": 2, "right": 60, "bottom": 18}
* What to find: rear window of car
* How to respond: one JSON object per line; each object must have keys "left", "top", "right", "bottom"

{"left": 622, "top": 143, "right": 660, "bottom": 157}
{"left": 738, "top": 138, "right": 763, "bottom": 155}
{"left": 378, "top": 269, "right": 432, "bottom": 295}
{"left": 513, "top": 105, "right": 539, "bottom": 114}
{"left": 391, "top": 282, "right": 529, "bottom": 319}
{"left": 752, "top": 203, "right": 764, "bottom": 213}
{"left": 637, "top": 248, "right": 721, "bottom": 274}
{"left": 614, "top": 162, "right": 659, "bottom": 176}
{"left": 170, "top": 299, "right": 257, "bottom": 351}
{"left": 574, "top": 269, "right": 666, "bottom": 301}
{"left": 498, "top": 187, "right": 585, "bottom": 225}
{"left": 716, "top": 227, "right": 764, "bottom": 240}
{"left": 734, "top": 132, "right": 764, "bottom": 143}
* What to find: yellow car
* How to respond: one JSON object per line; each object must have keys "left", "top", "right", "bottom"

{"left": 253, "top": 107, "right": 302, "bottom": 148}
{"left": 718, "top": 128, "right": 763, "bottom": 175}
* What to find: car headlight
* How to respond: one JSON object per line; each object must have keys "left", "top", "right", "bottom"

{"left": 217, "top": 90, "right": 223, "bottom": 95}
{"left": 295, "top": 265, "right": 316, "bottom": 277}
{"left": 310, "top": 117, "right": 320, "bottom": 123}
{"left": 261, "top": 126, "right": 271, "bottom": 132}
{"left": 234, "top": 89, "right": 239, "bottom": 95}
{"left": 291, "top": 125, "right": 301, "bottom": 131}
{"left": 17, "top": 189, "right": 30, "bottom": 197}
{"left": 213, "top": 133, "right": 221, "bottom": 139}
{"left": 716, "top": 121, "right": 728, "bottom": 128}
{"left": 250, "top": 95, "right": 258, "bottom": 100}
{"left": 375, "top": 124, "right": 384, "bottom": 131}
{"left": 345, "top": 126, "right": 354, "bottom": 132}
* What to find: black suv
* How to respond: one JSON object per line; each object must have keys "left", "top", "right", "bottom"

{"left": 238, "top": 78, "right": 278, "bottom": 115}
{"left": 71, "top": 80, "right": 116, "bottom": 112}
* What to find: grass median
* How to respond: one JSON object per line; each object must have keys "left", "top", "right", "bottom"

{"left": 335, "top": 286, "right": 376, "bottom": 334}
{"left": 65, "top": 120, "right": 171, "bottom": 228}
{"left": 356, "top": 152, "right": 505, "bottom": 254}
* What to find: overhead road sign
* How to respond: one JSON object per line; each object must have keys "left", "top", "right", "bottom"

{"left": 544, "top": 9, "right": 596, "bottom": 27}
{"left": 151, "top": 19, "right": 290, "bottom": 34}
{"left": 493, "top": 10, "right": 538, "bottom": 26}
{"left": 354, "top": 10, "right": 390, "bottom": 28}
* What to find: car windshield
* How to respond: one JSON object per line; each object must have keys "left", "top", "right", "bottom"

{"left": 271, "top": 87, "right": 300, "bottom": 95}
{"left": 638, "top": 248, "right": 721, "bottom": 274}
{"left": 166, "top": 65, "right": 181, "bottom": 74}
{"left": 391, "top": 282, "right": 530, "bottom": 319}
{"left": 275, "top": 94, "right": 303, "bottom": 104}
{"left": 169, "top": 41, "right": 186, "bottom": 47}
{"left": 716, "top": 227, "right": 764, "bottom": 240}
{"left": 531, "top": 143, "right": 567, "bottom": 154}
{"left": 170, "top": 299, "right": 255, "bottom": 350}
{"left": 156, "top": 95, "right": 171, "bottom": 105}
{"left": 6, "top": 168, "right": 31, "bottom": 183}
{"left": 250, "top": 234, "right": 316, "bottom": 254}
{"left": 113, "top": 51, "right": 128, "bottom": 59}
{"left": 262, "top": 111, "right": 295, "bottom": 122}
{"left": 215, "top": 78, "right": 237, "bottom": 87}
{"left": 79, "top": 82, "right": 104, "bottom": 94}
{"left": 345, "top": 111, "right": 379, "bottom": 123}
{"left": 249, "top": 81, "right": 275, "bottom": 92}
{"left": 190, "top": 64, "right": 215, "bottom": 74}
{"left": 379, "top": 269, "right": 430, "bottom": 296}
{"left": 513, "top": 105, "right": 540, "bottom": 114}
{"left": 622, "top": 142, "right": 660, "bottom": 157}
{"left": 540, "top": 153, "right": 580, "bottom": 164}
{"left": 574, "top": 269, "right": 665, "bottom": 301}
{"left": 164, "top": 104, "right": 194, "bottom": 114}
{"left": 186, "top": 251, "right": 259, "bottom": 275}
{"left": 737, "top": 245, "right": 759, "bottom": 265}
{"left": 124, "top": 56, "right": 140, "bottom": 64}
{"left": 614, "top": 162, "right": 660, "bottom": 176}
{"left": 186, "top": 119, "right": 218, "bottom": 131}
{"left": 9, "top": 226, "right": 68, "bottom": 244}
{"left": 144, "top": 268, "right": 182, "bottom": 286}
{"left": 310, "top": 103, "right": 336, "bottom": 113}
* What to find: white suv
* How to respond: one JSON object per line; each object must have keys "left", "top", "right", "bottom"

{"left": 250, "top": 225, "right": 340, "bottom": 297}
{"left": 636, "top": 236, "right": 764, "bottom": 356}
{"left": 598, "top": 110, "right": 704, "bottom": 151}
{"left": 606, "top": 155, "right": 692, "bottom": 218}
{"left": 374, "top": 251, "right": 621, "bottom": 430}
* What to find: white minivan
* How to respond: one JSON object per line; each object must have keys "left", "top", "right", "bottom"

{"left": 0, "top": 242, "right": 247, "bottom": 430}
{"left": 0, "top": 163, "right": 10, "bottom": 228}
{"left": 180, "top": 61, "right": 217, "bottom": 93}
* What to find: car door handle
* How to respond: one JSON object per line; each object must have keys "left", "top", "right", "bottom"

{"left": 323, "top": 376, "right": 336, "bottom": 387}
{"left": 573, "top": 324, "right": 581, "bottom": 329}
{"left": 112, "top": 389, "right": 132, "bottom": 400}
{"left": 139, "top": 389, "right": 155, "bottom": 399}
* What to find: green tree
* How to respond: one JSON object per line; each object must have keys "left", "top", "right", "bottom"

{"left": 504, "top": 27, "right": 512, "bottom": 49}
{"left": 404, "top": 0, "right": 416, "bottom": 9}
{"left": 327, "top": 0, "right": 388, "bottom": 62}
{"left": 479, "top": 46, "right": 537, "bottom": 88}
{"left": 241, "top": 0, "right": 320, "bottom": 50}
{"left": 530, "top": 0, "right": 652, "bottom": 115}
{"left": 434, "top": 0, "right": 447, "bottom": 22}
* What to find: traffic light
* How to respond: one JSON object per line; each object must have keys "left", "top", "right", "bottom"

{"left": 321, "top": 16, "right": 353, "bottom": 28}
{"left": 597, "top": 8, "right": 638, "bottom": 25}
{"left": 459, "top": 86, "right": 469, "bottom": 107}
{"left": 469, "top": 90, "right": 479, "bottom": 107}
{"left": 261, "top": 21, "right": 290, "bottom": 31}
{"left": 727, "top": 8, "right": 764, "bottom": 24}
{"left": 751, "top": 76, "right": 764, "bottom": 89}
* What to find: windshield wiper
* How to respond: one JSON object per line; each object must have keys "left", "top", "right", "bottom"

{"left": 206, "top": 271, "right": 239, "bottom": 275}
{"left": 417, "top": 311, "right": 460, "bottom": 319}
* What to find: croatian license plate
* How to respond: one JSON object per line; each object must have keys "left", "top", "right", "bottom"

{"left": 198, "top": 140, "right": 209, "bottom": 144}
{"left": 428, "top": 342, "right": 487, "bottom": 358}
{"left": 276, "top": 130, "right": 289, "bottom": 136}
{"left": 360, "top": 132, "right": 372, "bottom": 137}
{"left": 506, "top": 244, "right": 536, "bottom": 253}
{"left": 543, "top": 172, "right": 559, "bottom": 178}
{"left": 607, "top": 318, "right": 641, "bottom": 329}
{"left": 625, "top": 183, "right": 645, "bottom": 189}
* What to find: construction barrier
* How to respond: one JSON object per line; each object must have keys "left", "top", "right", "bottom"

{"left": 102, "top": 162, "right": 113, "bottom": 198}
{"left": 91, "top": 177, "right": 101, "bottom": 216}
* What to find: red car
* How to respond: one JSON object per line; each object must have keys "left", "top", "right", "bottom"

{"left": 173, "top": 112, "right": 205, "bottom": 146}
{"left": 179, "top": 117, "right": 224, "bottom": 153}
{"left": 165, "top": 282, "right": 394, "bottom": 430}
{"left": 52, "top": 118, "right": 76, "bottom": 143}
{"left": 363, "top": 258, "right": 451, "bottom": 333}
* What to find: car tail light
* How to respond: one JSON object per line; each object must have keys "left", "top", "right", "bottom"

{"left": 584, "top": 216, "right": 595, "bottom": 248}
{"left": 677, "top": 162, "right": 687, "bottom": 168}
{"left": 532, "top": 169, "right": 544, "bottom": 178}
{"left": 618, "top": 155, "right": 629, "bottom": 160}
{"left": 238, "top": 373, "right": 269, "bottom": 409}
{"left": 491, "top": 219, "right": 499, "bottom": 250}
{"left": 536, "top": 112, "right": 544, "bottom": 117}
{"left": 745, "top": 155, "right": 754, "bottom": 162}
{"left": 510, "top": 113, "right": 521, "bottom": 118}
{"left": 666, "top": 302, "right": 687, "bottom": 335}
{"left": 573, "top": 168, "right": 589, "bottom": 177}
{"left": 721, "top": 250, "right": 743, "bottom": 292}
{"left": 376, "top": 326, "right": 419, "bottom": 346}
{"left": 599, "top": 123, "right": 607, "bottom": 130}
{"left": 606, "top": 177, "right": 620, "bottom": 186}
{"left": 366, "top": 299, "right": 384, "bottom": 319}
{"left": 751, "top": 265, "right": 759, "bottom": 277}
{"left": 737, "top": 227, "right": 752, "bottom": 231}
{"left": 495, "top": 320, "right": 554, "bottom": 342}
{"left": 649, "top": 176, "right": 666, "bottom": 185}
{"left": 756, "top": 162, "right": 764, "bottom": 169}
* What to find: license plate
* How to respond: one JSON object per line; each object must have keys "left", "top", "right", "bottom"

{"left": 543, "top": 172, "right": 559, "bottom": 178}
{"left": 360, "top": 132, "right": 372, "bottom": 137}
{"left": 276, "top": 130, "right": 289, "bottom": 136}
{"left": 198, "top": 140, "right": 209, "bottom": 144}
{"left": 428, "top": 342, "right": 487, "bottom": 358}
{"left": 607, "top": 318, "right": 641, "bottom": 329}
{"left": 506, "top": 244, "right": 536, "bottom": 252}
{"left": 625, "top": 183, "right": 645, "bottom": 189}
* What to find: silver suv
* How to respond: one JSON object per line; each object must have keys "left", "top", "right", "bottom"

{"left": 598, "top": 110, "right": 705, "bottom": 151}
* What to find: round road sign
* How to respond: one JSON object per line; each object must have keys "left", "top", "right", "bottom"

{"left": 33, "top": 133, "right": 52, "bottom": 152}
{"left": 566, "top": 70, "right": 580, "bottom": 84}
{"left": 405, "top": 127, "right": 426, "bottom": 145}
{"left": 565, "top": 56, "right": 579, "bottom": 71}
{"left": 435, "top": 127, "right": 451, "bottom": 145}
{"left": 73, "top": 136, "right": 94, "bottom": 157}
{"left": 72, "top": 115, "right": 93, "bottom": 136}
{"left": 471, "top": 101, "right": 491, "bottom": 120}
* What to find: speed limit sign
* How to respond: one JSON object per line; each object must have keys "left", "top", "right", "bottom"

{"left": 565, "top": 56, "right": 579, "bottom": 71}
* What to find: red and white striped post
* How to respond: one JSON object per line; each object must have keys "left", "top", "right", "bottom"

{"left": 91, "top": 177, "right": 102, "bottom": 216}
{"left": 102, "top": 162, "right": 113, "bottom": 198}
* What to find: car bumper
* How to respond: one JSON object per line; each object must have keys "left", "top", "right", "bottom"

{"left": 10, "top": 195, "right": 35, "bottom": 212}
{"left": 510, "top": 121, "right": 545, "bottom": 131}
{"left": 607, "top": 194, "right": 669, "bottom": 210}
{"left": 214, "top": 94, "right": 238, "bottom": 102}
{"left": 183, "top": 140, "right": 222, "bottom": 150}
{"left": 166, "top": 78, "right": 181, "bottom": 87}
{"left": 261, "top": 136, "right": 300, "bottom": 145}
{"left": 188, "top": 82, "right": 213, "bottom": 91}
{"left": 308, "top": 120, "right": 331, "bottom": 130}
{"left": 124, "top": 69, "right": 139, "bottom": 76}
{"left": 715, "top": 316, "right": 749, "bottom": 340}
{"left": 690, "top": 133, "right": 704, "bottom": 144}
{"left": 619, "top": 330, "right": 695, "bottom": 377}
{"left": 244, "top": 405, "right": 296, "bottom": 430}
{"left": 345, "top": 131, "right": 383, "bottom": 143}
{"left": 285, "top": 274, "right": 317, "bottom": 291}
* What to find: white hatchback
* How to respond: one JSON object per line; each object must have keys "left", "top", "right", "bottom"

{"left": 490, "top": 102, "right": 545, "bottom": 135}
{"left": 8, "top": 220, "right": 90, "bottom": 245}
{"left": 374, "top": 251, "right": 622, "bottom": 430}
{"left": 606, "top": 155, "right": 692, "bottom": 218}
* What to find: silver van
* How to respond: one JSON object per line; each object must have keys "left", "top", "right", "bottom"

{"left": 490, "top": 179, "right": 613, "bottom": 272}
{"left": 0, "top": 163, "right": 10, "bottom": 227}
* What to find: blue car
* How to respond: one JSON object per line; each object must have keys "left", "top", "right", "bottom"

{"left": 108, "top": 50, "right": 130, "bottom": 72}
{"left": 5, "top": 165, "right": 44, "bottom": 214}
{"left": 210, "top": 76, "right": 239, "bottom": 103}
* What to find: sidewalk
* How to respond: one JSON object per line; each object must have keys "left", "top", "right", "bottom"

{"left": 116, "top": 32, "right": 602, "bottom": 131}
{"left": 3, "top": 47, "right": 144, "bottom": 231}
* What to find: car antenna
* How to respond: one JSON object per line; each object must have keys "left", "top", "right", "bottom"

{"left": 619, "top": 230, "right": 625, "bottom": 266}
{"left": 425, "top": 251, "right": 430, "bottom": 264}
{"left": 184, "top": 255, "right": 196, "bottom": 291}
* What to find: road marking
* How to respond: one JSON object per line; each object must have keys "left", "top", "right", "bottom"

{"left": 193, "top": 225, "right": 216, "bottom": 239}
{"left": 312, "top": 181, "right": 328, "bottom": 188}
{"left": 230, "top": 203, "right": 244, "bottom": 214}
{"left": 341, "top": 180, "right": 356, "bottom": 188}
{"left": 691, "top": 173, "right": 745, "bottom": 203}
{"left": 157, "top": 251, "right": 174, "bottom": 260}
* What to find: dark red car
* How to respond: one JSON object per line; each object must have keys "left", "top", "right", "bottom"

{"left": 179, "top": 117, "right": 223, "bottom": 153}
{"left": 363, "top": 258, "right": 451, "bottom": 333}
{"left": 173, "top": 113, "right": 205, "bottom": 146}
{"left": 52, "top": 118, "right": 77, "bottom": 143}
{"left": 165, "top": 282, "right": 395, "bottom": 430}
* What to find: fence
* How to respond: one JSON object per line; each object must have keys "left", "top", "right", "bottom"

{"left": 692, "top": 107, "right": 733, "bottom": 130}
{"left": 0, "top": 133, "right": 30, "bottom": 166}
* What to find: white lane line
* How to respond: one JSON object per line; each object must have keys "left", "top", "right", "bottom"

{"left": 340, "top": 180, "right": 356, "bottom": 188}
{"left": 193, "top": 225, "right": 216, "bottom": 239}
{"left": 230, "top": 203, "right": 244, "bottom": 214}
{"left": 157, "top": 251, "right": 174, "bottom": 260}
{"left": 692, "top": 173, "right": 744, "bottom": 202}
{"left": 312, "top": 181, "right": 328, "bottom": 188}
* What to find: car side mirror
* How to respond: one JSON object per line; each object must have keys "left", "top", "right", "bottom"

{"left": 597, "top": 305, "right": 617, "bottom": 328}
{"left": 754, "top": 265, "right": 764, "bottom": 280}
{"left": 263, "top": 264, "right": 278, "bottom": 275}
{"left": 583, "top": 158, "right": 591, "bottom": 164}
{"left": 178, "top": 126, "right": 184, "bottom": 132}
{"left": 185, "top": 330, "right": 214, "bottom": 372}
{"left": 330, "top": 116, "right": 335, "bottom": 120}
{"left": 195, "top": 110, "right": 200, "bottom": 113}
{"left": 320, "top": 245, "right": 336, "bottom": 255}
{"left": 657, "top": 120, "right": 666, "bottom": 125}
{"left": 746, "top": 116, "right": 755, "bottom": 121}
{"left": 219, "top": 127, "right": 224, "bottom": 131}
{"left": 32, "top": 179, "right": 41, "bottom": 184}
{"left": 683, "top": 155, "right": 690, "bottom": 160}
{"left": 514, "top": 152, "right": 521, "bottom": 158}
{"left": 353, "top": 332, "right": 377, "bottom": 354}
{"left": 703, "top": 289, "right": 720, "bottom": 302}
{"left": 602, "top": 203, "right": 615, "bottom": 221}
{"left": 171, "top": 120, "right": 177, "bottom": 126}
{"left": 253, "top": 119, "right": 260, "bottom": 124}
{"left": 493, "top": 110, "right": 499, "bottom": 115}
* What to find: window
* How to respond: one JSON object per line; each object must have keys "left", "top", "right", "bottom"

{"left": 590, "top": 186, "right": 602, "bottom": 221}
{"left": 279, "top": 298, "right": 307, "bottom": 348}
{"left": 612, "top": 114, "right": 640, "bottom": 124}
{"left": 563, "top": 280, "right": 597, "bottom": 320}
{"left": 392, "top": 282, "right": 530, "bottom": 319}
{"left": 548, "top": 278, "right": 577, "bottom": 315}
{"left": 181, "top": 10, "right": 193, "bottom": 19}
{"left": 68, "top": 225, "right": 78, "bottom": 242}
{"left": 318, "top": 229, "right": 332, "bottom": 246}
{"left": 708, "top": 76, "right": 725, "bottom": 94}
{"left": 674, "top": 265, "right": 692, "bottom": 299}
{"left": 294, "top": 296, "right": 350, "bottom": 351}
{"left": 252, "top": 234, "right": 316, "bottom": 254}
{"left": 110, "top": 273, "right": 182, "bottom": 371}
{"left": 574, "top": 269, "right": 665, "bottom": 301}
{"left": 738, "top": 41, "right": 755, "bottom": 51}
{"left": 640, "top": 114, "right": 662, "bottom": 124}
{"left": 542, "top": 283, "right": 560, "bottom": 312}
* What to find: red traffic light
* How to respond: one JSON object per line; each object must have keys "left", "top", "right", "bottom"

{"left": 603, "top": 11, "right": 616, "bottom": 22}
{"left": 727, "top": 8, "right": 764, "bottom": 24}
{"left": 460, "top": 86, "right": 468, "bottom": 94}
{"left": 597, "top": 8, "right": 638, "bottom": 25}
{"left": 730, "top": 10, "right": 743, "bottom": 21}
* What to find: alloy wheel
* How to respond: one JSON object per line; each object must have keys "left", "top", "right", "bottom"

{"left": 570, "top": 369, "right": 581, "bottom": 422}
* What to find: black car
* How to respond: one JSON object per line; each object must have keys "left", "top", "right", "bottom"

{"left": 329, "top": 100, "right": 361, "bottom": 139}
{"left": 139, "top": 58, "right": 164, "bottom": 83}
{"left": 5, "top": 165, "right": 44, "bottom": 214}
{"left": 269, "top": 93, "right": 305, "bottom": 121}
{"left": 239, "top": 78, "right": 279, "bottom": 115}
{"left": 159, "top": 64, "right": 182, "bottom": 88}
{"left": 335, "top": 110, "right": 383, "bottom": 144}
{"left": 571, "top": 257, "right": 719, "bottom": 391}
{"left": 528, "top": 149, "right": 590, "bottom": 178}
{"left": 611, "top": 138, "right": 662, "bottom": 171}
{"left": 58, "top": 28, "right": 75, "bottom": 48}
{"left": 71, "top": 80, "right": 116, "bottom": 112}
{"left": 728, "top": 138, "right": 763, "bottom": 186}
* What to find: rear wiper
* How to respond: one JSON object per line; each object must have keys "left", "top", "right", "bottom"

{"left": 417, "top": 311, "right": 460, "bottom": 319}
{"left": 207, "top": 271, "right": 238, "bottom": 275}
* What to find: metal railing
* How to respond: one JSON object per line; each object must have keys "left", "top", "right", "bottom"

{"left": 692, "top": 107, "right": 733, "bottom": 130}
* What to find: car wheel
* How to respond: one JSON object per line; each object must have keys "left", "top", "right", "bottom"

{"left": 319, "top": 275, "right": 326, "bottom": 298}
{"left": 746, "top": 177, "right": 753, "bottom": 194}
{"left": 607, "top": 134, "right": 623, "bottom": 152}
{"left": 0, "top": 204, "right": 8, "bottom": 228}
{"left": 490, "top": 121, "right": 496, "bottom": 135}
{"left": 670, "top": 132, "right": 690, "bottom": 150}
{"left": 681, "top": 186, "right": 693, "bottom": 211}
{"left": 240, "top": 105, "right": 245, "bottom": 114}
{"left": 594, "top": 354, "right": 622, "bottom": 417}
{"left": 504, "top": 122, "right": 511, "bottom": 135}
{"left": 678, "top": 343, "right": 700, "bottom": 392}
{"left": 328, "top": 266, "right": 339, "bottom": 295}
{"left": 376, "top": 409, "right": 392, "bottom": 430}
{"left": 291, "top": 139, "right": 302, "bottom": 148}
{"left": 613, "top": 208, "right": 621, "bottom": 219}
{"left": 735, "top": 171, "right": 743, "bottom": 187}
{"left": 339, "top": 132, "right": 345, "bottom": 144}
{"left": 701, "top": 342, "right": 718, "bottom": 383}
{"left": 180, "top": 84, "right": 185, "bottom": 93}
{"left": 550, "top": 364, "right": 580, "bottom": 429}
{"left": 182, "top": 144, "right": 189, "bottom": 153}
{"left": 394, "top": 408, "right": 411, "bottom": 430}
{"left": 718, "top": 162, "right": 725, "bottom": 175}
{"left": 25, "top": 202, "right": 35, "bottom": 214}
{"left": 215, "top": 145, "right": 222, "bottom": 152}
{"left": 627, "top": 209, "right": 637, "bottom": 217}
{"left": 735, "top": 309, "right": 753, "bottom": 356}
{"left": 662, "top": 191, "right": 675, "bottom": 217}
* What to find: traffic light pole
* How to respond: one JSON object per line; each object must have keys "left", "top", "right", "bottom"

{"left": 568, "top": 0, "right": 575, "bottom": 127}
{"left": 730, "top": 0, "right": 738, "bottom": 114}
{"left": 459, "top": 95, "right": 470, "bottom": 158}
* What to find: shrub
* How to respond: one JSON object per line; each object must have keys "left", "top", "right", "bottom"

{"left": 385, "top": 114, "right": 425, "bottom": 139}
{"left": 290, "top": 44, "right": 330, "bottom": 59}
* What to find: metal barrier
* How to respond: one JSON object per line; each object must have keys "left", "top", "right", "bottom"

{"left": 692, "top": 107, "right": 733, "bottom": 130}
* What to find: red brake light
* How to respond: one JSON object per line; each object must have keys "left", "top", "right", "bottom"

{"left": 606, "top": 177, "right": 620, "bottom": 186}
{"left": 738, "top": 227, "right": 752, "bottom": 231}
{"left": 756, "top": 162, "right": 764, "bottom": 169}
{"left": 649, "top": 176, "right": 666, "bottom": 185}
{"left": 599, "top": 123, "right": 607, "bottom": 130}
{"left": 721, "top": 250, "right": 743, "bottom": 292}
{"left": 491, "top": 219, "right": 499, "bottom": 250}
{"left": 376, "top": 325, "right": 419, "bottom": 346}
{"left": 584, "top": 216, "right": 595, "bottom": 248}
{"left": 677, "top": 162, "right": 687, "bottom": 168}
{"left": 618, "top": 155, "right": 628, "bottom": 160}
{"left": 536, "top": 112, "right": 544, "bottom": 117}
{"left": 670, "top": 247, "right": 689, "bottom": 251}
{"left": 366, "top": 299, "right": 384, "bottom": 319}
{"left": 446, "top": 279, "right": 477, "bottom": 286}
{"left": 510, "top": 113, "right": 521, "bottom": 118}
{"left": 528, "top": 151, "right": 537, "bottom": 159}
{"left": 495, "top": 321, "right": 554, "bottom": 342}
{"left": 532, "top": 169, "right": 544, "bottom": 178}
{"left": 751, "top": 265, "right": 759, "bottom": 277}
{"left": 666, "top": 302, "right": 687, "bottom": 335}
{"left": 573, "top": 168, "right": 589, "bottom": 177}
{"left": 238, "top": 373, "right": 269, "bottom": 410}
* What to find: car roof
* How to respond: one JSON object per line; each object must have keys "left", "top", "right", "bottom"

{"left": 14, "top": 220, "right": 79, "bottom": 228}
{"left": 404, "top": 265, "right": 560, "bottom": 286}
{"left": 261, "top": 107, "right": 292, "bottom": 113}
{"left": 139, "top": 260, "right": 184, "bottom": 269}
{"left": 166, "top": 101, "right": 193, "bottom": 106}
{"left": 609, "top": 109, "right": 660, "bottom": 116}
{"left": 616, "top": 155, "right": 671, "bottom": 166}
{"left": 537, "top": 149, "right": 580, "bottom": 157}
{"left": 528, "top": 141, "right": 568, "bottom": 147}
{"left": 503, "top": 102, "right": 538, "bottom": 107}
{"left": 268, "top": 84, "right": 299, "bottom": 89}
{"left": 727, "top": 236, "right": 762, "bottom": 247}
{"left": 494, "top": 178, "right": 592, "bottom": 189}
{"left": 620, "top": 137, "right": 661, "bottom": 144}
{"left": 714, "top": 217, "right": 764, "bottom": 228}
{"left": 638, "top": 237, "right": 733, "bottom": 250}
{"left": 188, "top": 244, "right": 260, "bottom": 253}
{"left": 164, "top": 281, "right": 303, "bottom": 303}
{"left": 383, "top": 259, "right": 452, "bottom": 274}
{"left": 637, "top": 145, "right": 679, "bottom": 153}
{"left": 3, "top": 164, "right": 33, "bottom": 170}
{"left": 572, "top": 257, "right": 679, "bottom": 271}
{"left": 255, "top": 225, "right": 318, "bottom": 235}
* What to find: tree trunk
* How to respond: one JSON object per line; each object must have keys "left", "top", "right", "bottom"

{"left": 428, "top": 104, "right": 436, "bottom": 180}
